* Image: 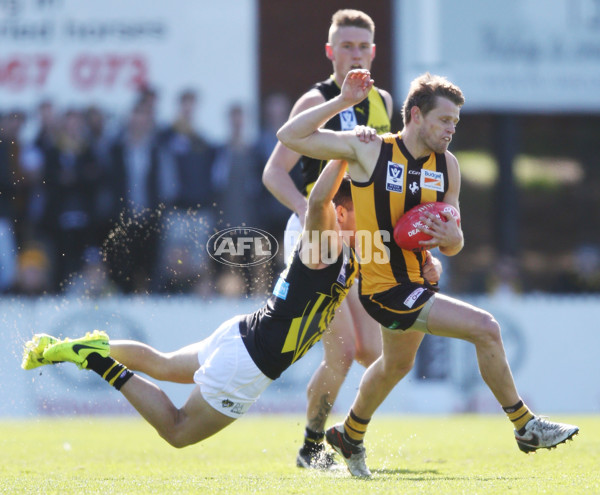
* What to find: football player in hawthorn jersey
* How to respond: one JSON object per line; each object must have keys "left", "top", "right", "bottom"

{"left": 277, "top": 69, "right": 578, "bottom": 477}
{"left": 262, "top": 8, "right": 393, "bottom": 469}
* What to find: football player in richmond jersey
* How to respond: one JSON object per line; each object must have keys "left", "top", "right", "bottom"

{"left": 20, "top": 159, "right": 441, "bottom": 450}
{"left": 263, "top": 8, "right": 392, "bottom": 469}
{"left": 278, "top": 69, "right": 579, "bottom": 477}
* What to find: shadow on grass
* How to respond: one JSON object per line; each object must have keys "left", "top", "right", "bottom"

{"left": 372, "top": 468, "right": 524, "bottom": 483}
{"left": 372, "top": 468, "right": 441, "bottom": 477}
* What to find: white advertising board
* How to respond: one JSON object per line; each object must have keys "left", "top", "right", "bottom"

{"left": 0, "top": 0, "right": 257, "bottom": 142}
{"left": 396, "top": 0, "right": 600, "bottom": 112}
{"left": 1, "top": 293, "right": 599, "bottom": 418}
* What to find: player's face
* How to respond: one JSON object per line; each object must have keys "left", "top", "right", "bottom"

{"left": 338, "top": 206, "right": 356, "bottom": 249}
{"left": 418, "top": 97, "right": 460, "bottom": 154}
{"left": 327, "top": 26, "right": 375, "bottom": 82}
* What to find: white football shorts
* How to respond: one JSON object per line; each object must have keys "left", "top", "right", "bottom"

{"left": 194, "top": 316, "right": 273, "bottom": 418}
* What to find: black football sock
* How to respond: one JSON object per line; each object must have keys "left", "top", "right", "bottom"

{"left": 302, "top": 427, "right": 325, "bottom": 451}
{"left": 86, "top": 353, "right": 134, "bottom": 391}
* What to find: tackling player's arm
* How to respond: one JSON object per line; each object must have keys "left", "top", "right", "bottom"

{"left": 300, "top": 160, "right": 348, "bottom": 269}
{"left": 262, "top": 90, "right": 325, "bottom": 226}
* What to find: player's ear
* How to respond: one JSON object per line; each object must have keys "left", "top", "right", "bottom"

{"left": 335, "top": 204, "right": 347, "bottom": 223}
{"left": 325, "top": 43, "right": 334, "bottom": 60}
{"left": 371, "top": 44, "right": 376, "bottom": 61}
{"left": 411, "top": 105, "right": 421, "bottom": 124}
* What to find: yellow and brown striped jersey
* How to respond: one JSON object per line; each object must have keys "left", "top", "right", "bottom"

{"left": 239, "top": 242, "right": 358, "bottom": 380}
{"left": 351, "top": 134, "right": 449, "bottom": 295}
{"left": 299, "top": 77, "right": 391, "bottom": 196}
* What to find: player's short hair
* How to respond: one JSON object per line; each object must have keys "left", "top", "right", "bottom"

{"left": 402, "top": 73, "right": 465, "bottom": 126}
{"left": 329, "top": 9, "right": 375, "bottom": 42}
{"left": 332, "top": 174, "right": 353, "bottom": 211}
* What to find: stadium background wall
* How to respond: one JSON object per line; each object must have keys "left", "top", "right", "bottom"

{"left": 4, "top": 294, "right": 599, "bottom": 418}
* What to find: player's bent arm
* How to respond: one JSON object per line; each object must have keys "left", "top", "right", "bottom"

{"left": 262, "top": 142, "right": 307, "bottom": 217}
{"left": 439, "top": 152, "right": 464, "bottom": 256}
{"left": 300, "top": 160, "right": 348, "bottom": 269}
{"left": 262, "top": 90, "right": 326, "bottom": 218}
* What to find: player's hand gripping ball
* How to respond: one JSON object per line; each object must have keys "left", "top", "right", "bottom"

{"left": 394, "top": 202, "right": 460, "bottom": 252}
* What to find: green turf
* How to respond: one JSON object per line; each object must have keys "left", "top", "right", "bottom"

{"left": 0, "top": 414, "right": 596, "bottom": 494}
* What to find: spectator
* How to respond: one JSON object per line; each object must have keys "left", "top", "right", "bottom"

{"left": 13, "top": 243, "right": 52, "bottom": 296}
{"left": 33, "top": 99, "right": 60, "bottom": 154}
{"left": 103, "top": 101, "right": 163, "bottom": 294}
{"left": 84, "top": 105, "right": 120, "bottom": 246}
{"left": 0, "top": 110, "right": 28, "bottom": 292}
{"left": 41, "top": 108, "right": 99, "bottom": 291}
{"left": 158, "top": 89, "right": 215, "bottom": 210}
{"left": 211, "top": 103, "right": 271, "bottom": 296}
{"left": 154, "top": 89, "right": 217, "bottom": 294}
{"left": 556, "top": 244, "right": 600, "bottom": 293}
{"left": 254, "top": 93, "right": 297, "bottom": 244}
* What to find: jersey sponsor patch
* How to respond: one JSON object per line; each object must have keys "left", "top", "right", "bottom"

{"left": 421, "top": 170, "right": 444, "bottom": 192}
{"left": 273, "top": 277, "right": 289, "bottom": 300}
{"left": 336, "top": 251, "right": 349, "bottom": 285}
{"left": 386, "top": 161, "right": 404, "bottom": 193}
{"left": 339, "top": 108, "right": 358, "bottom": 130}
{"left": 404, "top": 287, "right": 425, "bottom": 308}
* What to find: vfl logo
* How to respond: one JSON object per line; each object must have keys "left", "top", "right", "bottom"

{"left": 339, "top": 108, "right": 358, "bottom": 130}
{"left": 207, "top": 227, "right": 278, "bottom": 267}
{"left": 409, "top": 181, "right": 419, "bottom": 194}
{"left": 386, "top": 161, "right": 404, "bottom": 193}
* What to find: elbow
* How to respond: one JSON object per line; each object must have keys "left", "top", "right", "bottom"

{"left": 261, "top": 166, "right": 271, "bottom": 188}
{"left": 276, "top": 127, "right": 290, "bottom": 147}
{"left": 276, "top": 126, "right": 298, "bottom": 151}
{"left": 440, "top": 236, "right": 464, "bottom": 257}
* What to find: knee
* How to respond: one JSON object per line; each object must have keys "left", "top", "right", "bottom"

{"left": 323, "top": 349, "right": 354, "bottom": 375}
{"left": 354, "top": 342, "right": 381, "bottom": 368}
{"left": 324, "top": 340, "right": 356, "bottom": 371}
{"left": 381, "top": 352, "right": 416, "bottom": 380}
{"left": 472, "top": 312, "right": 502, "bottom": 346}
{"left": 161, "top": 430, "right": 190, "bottom": 448}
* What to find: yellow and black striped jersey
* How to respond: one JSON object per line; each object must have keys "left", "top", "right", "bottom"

{"left": 299, "top": 77, "right": 391, "bottom": 196}
{"left": 351, "top": 134, "right": 449, "bottom": 295}
{"left": 239, "top": 242, "right": 358, "bottom": 380}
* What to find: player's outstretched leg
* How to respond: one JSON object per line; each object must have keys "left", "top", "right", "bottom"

{"left": 515, "top": 416, "right": 579, "bottom": 453}
{"left": 21, "top": 333, "right": 59, "bottom": 370}
{"left": 42, "top": 330, "right": 109, "bottom": 369}
{"left": 325, "top": 423, "right": 371, "bottom": 477}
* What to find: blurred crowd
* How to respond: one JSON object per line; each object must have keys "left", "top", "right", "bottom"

{"left": 0, "top": 87, "right": 293, "bottom": 298}
{"left": 3, "top": 87, "right": 600, "bottom": 298}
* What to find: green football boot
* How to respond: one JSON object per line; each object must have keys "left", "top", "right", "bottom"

{"left": 43, "top": 330, "right": 110, "bottom": 369}
{"left": 21, "top": 333, "right": 60, "bottom": 370}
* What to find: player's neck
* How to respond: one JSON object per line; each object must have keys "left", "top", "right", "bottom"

{"left": 401, "top": 128, "right": 431, "bottom": 160}
{"left": 333, "top": 73, "right": 345, "bottom": 88}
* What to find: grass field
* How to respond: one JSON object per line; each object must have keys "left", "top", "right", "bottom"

{"left": 1, "top": 414, "right": 597, "bottom": 494}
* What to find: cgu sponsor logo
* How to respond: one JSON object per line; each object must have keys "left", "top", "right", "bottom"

{"left": 207, "top": 227, "right": 279, "bottom": 267}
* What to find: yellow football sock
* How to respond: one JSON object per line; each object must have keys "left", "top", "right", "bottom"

{"left": 504, "top": 400, "right": 534, "bottom": 431}
{"left": 343, "top": 409, "right": 370, "bottom": 444}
